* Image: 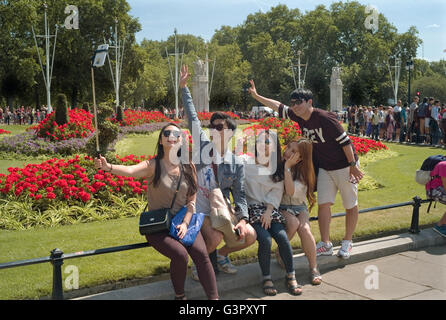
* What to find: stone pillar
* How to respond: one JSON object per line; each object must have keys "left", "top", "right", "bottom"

{"left": 330, "top": 67, "right": 343, "bottom": 112}
{"left": 192, "top": 59, "right": 209, "bottom": 112}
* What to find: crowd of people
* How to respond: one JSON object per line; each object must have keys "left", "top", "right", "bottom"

{"left": 94, "top": 65, "right": 363, "bottom": 300}
{"left": 346, "top": 98, "right": 446, "bottom": 145}
{"left": 0, "top": 106, "right": 50, "bottom": 125}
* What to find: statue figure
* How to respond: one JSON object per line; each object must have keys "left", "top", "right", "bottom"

{"left": 194, "top": 59, "right": 206, "bottom": 76}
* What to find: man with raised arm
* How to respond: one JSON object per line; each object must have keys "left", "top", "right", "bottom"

{"left": 180, "top": 65, "right": 257, "bottom": 279}
{"left": 248, "top": 80, "right": 363, "bottom": 259}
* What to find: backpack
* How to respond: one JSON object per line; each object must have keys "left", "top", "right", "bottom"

{"left": 415, "top": 155, "right": 446, "bottom": 212}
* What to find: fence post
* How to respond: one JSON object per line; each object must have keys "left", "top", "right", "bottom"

{"left": 50, "top": 248, "right": 64, "bottom": 300}
{"left": 409, "top": 196, "right": 421, "bottom": 234}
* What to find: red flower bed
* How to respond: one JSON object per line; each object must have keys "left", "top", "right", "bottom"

{"left": 112, "top": 110, "right": 168, "bottom": 126}
{"left": 242, "top": 117, "right": 387, "bottom": 156}
{"left": 197, "top": 111, "right": 241, "bottom": 121}
{"left": 350, "top": 136, "right": 388, "bottom": 155}
{"left": 0, "top": 129, "right": 11, "bottom": 135}
{"left": 31, "top": 109, "right": 94, "bottom": 141}
{"left": 0, "top": 154, "right": 154, "bottom": 205}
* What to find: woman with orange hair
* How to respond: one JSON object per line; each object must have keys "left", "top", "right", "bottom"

{"left": 277, "top": 138, "right": 322, "bottom": 286}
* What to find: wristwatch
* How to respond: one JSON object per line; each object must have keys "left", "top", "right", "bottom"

{"left": 349, "top": 161, "right": 357, "bottom": 167}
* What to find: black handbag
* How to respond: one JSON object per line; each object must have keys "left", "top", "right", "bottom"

{"left": 139, "top": 165, "right": 183, "bottom": 236}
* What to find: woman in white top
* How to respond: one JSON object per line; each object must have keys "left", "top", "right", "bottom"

{"left": 278, "top": 138, "right": 322, "bottom": 285}
{"left": 242, "top": 130, "right": 302, "bottom": 296}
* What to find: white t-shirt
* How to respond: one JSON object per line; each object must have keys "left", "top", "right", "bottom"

{"left": 240, "top": 154, "right": 284, "bottom": 210}
{"left": 195, "top": 165, "right": 218, "bottom": 215}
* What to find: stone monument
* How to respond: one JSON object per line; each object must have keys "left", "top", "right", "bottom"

{"left": 192, "top": 58, "right": 209, "bottom": 112}
{"left": 330, "top": 67, "right": 343, "bottom": 112}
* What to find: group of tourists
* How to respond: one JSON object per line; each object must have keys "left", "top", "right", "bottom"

{"left": 347, "top": 98, "right": 446, "bottom": 145}
{"left": 94, "top": 64, "right": 364, "bottom": 300}
{"left": 0, "top": 106, "right": 49, "bottom": 125}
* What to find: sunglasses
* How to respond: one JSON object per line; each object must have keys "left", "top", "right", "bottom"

{"left": 290, "top": 99, "right": 305, "bottom": 107}
{"left": 210, "top": 123, "right": 225, "bottom": 131}
{"left": 162, "top": 130, "right": 181, "bottom": 138}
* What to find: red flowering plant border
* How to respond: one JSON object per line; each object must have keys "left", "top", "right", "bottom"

{"left": 0, "top": 129, "right": 11, "bottom": 135}
{"left": 111, "top": 110, "right": 169, "bottom": 127}
{"left": 0, "top": 154, "right": 154, "bottom": 209}
{"left": 29, "top": 109, "right": 94, "bottom": 142}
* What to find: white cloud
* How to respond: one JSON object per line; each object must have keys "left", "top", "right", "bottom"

{"left": 426, "top": 24, "right": 440, "bottom": 28}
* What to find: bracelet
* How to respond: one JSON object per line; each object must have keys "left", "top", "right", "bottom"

{"left": 109, "top": 164, "right": 113, "bottom": 172}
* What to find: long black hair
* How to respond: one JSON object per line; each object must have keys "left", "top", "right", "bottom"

{"left": 152, "top": 123, "right": 197, "bottom": 197}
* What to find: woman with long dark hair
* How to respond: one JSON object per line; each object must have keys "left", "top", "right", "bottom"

{"left": 277, "top": 138, "right": 322, "bottom": 285}
{"left": 241, "top": 129, "right": 301, "bottom": 296}
{"left": 95, "top": 122, "right": 218, "bottom": 300}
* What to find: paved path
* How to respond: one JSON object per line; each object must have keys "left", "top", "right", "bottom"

{"left": 76, "top": 228, "right": 446, "bottom": 300}
{"left": 218, "top": 245, "right": 446, "bottom": 300}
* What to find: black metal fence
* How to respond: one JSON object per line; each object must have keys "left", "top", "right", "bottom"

{"left": 0, "top": 196, "right": 432, "bottom": 300}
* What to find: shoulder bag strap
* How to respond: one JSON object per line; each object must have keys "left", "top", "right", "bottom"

{"left": 169, "top": 164, "right": 184, "bottom": 210}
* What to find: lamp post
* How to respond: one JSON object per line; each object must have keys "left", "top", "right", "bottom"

{"left": 31, "top": 2, "right": 58, "bottom": 114}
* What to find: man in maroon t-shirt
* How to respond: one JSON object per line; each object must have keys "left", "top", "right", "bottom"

{"left": 248, "top": 80, "right": 364, "bottom": 259}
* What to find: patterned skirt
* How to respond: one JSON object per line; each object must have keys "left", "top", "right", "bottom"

{"left": 248, "top": 203, "right": 285, "bottom": 225}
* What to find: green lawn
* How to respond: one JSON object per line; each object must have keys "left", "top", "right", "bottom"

{"left": 0, "top": 124, "right": 29, "bottom": 136}
{"left": 1, "top": 138, "right": 445, "bottom": 299}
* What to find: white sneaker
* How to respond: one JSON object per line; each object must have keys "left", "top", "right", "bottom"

{"left": 316, "top": 241, "right": 333, "bottom": 256}
{"left": 337, "top": 240, "right": 353, "bottom": 259}
{"left": 217, "top": 255, "right": 237, "bottom": 274}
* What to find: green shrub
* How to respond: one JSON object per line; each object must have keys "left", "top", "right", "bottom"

{"left": 55, "top": 94, "right": 69, "bottom": 126}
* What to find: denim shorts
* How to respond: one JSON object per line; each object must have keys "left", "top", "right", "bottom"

{"left": 279, "top": 204, "right": 308, "bottom": 217}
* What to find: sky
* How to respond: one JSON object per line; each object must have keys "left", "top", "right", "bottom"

{"left": 127, "top": 0, "right": 446, "bottom": 62}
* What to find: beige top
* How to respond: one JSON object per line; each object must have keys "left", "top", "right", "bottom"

{"left": 146, "top": 159, "right": 190, "bottom": 215}
{"left": 280, "top": 179, "right": 307, "bottom": 206}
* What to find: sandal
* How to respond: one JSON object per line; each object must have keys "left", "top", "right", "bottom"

{"left": 262, "top": 279, "right": 277, "bottom": 296}
{"left": 174, "top": 294, "right": 187, "bottom": 300}
{"left": 310, "top": 268, "right": 322, "bottom": 286}
{"left": 285, "top": 276, "right": 302, "bottom": 296}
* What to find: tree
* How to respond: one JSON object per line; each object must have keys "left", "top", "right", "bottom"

{"left": 412, "top": 75, "right": 446, "bottom": 102}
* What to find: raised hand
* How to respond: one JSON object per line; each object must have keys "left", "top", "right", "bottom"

{"left": 179, "top": 64, "right": 191, "bottom": 88}
{"left": 248, "top": 79, "right": 257, "bottom": 97}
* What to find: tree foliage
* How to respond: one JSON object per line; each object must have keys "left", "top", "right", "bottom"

{"left": 2, "top": 1, "right": 443, "bottom": 111}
